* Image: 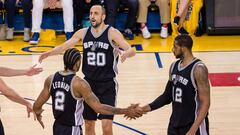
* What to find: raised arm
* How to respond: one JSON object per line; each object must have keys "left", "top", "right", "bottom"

{"left": 0, "top": 65, "right": 43, "bottom": 77}
{"left": 187, "top": 63, "right": 210, "bottom": 134}
{"left": 33, "top": 75, "right": 52, "bottom": 128}
{"left": 39, "top": 28, "right": 86, "bottom": 63}
{"left": 0, "top": 78, "right": 33, "bottom": 118}
{"left": 110, "top": 28, "right": 136, "bottom": 62}
{"left": 73, "top": 77, "right": 140, "bottom": 117}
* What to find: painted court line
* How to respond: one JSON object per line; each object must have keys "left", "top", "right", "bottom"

{"left": 154, "top": 52, "right": 163, "bottom": 68}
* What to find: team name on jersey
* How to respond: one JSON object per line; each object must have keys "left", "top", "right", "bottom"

{"left": 52, "top": 81, "right": 70, "bottom": 91}
{"left": 83, "top": 41, "right": 109, "bottom": 50}
{"left": 171, "top": 74, "right": 189, "bottom": 85}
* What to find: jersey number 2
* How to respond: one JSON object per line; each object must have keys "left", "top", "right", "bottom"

{"left": 175, "top": 88, "right": 182, "bottom": 103}
{"left": 55, "top": 91, "right": 65, "bottom": 111}
{"left": 87, "top": 52, "right": 106, "bottom": 66}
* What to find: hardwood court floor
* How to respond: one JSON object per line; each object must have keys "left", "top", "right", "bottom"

{"left": 0, "top": 34, "right": 240, "bottom": 135}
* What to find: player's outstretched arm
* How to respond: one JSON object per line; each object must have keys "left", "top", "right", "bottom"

{"left": 38, "top": 29, "right": 86, "bottom": 63}
{"left": 110, "top": 28, "right": 136, "bottom": 63}
{"left": 73, "top": 77, "right": 141, "bottom": 117}
{"left": 0, "top": 78, "right": 35, "bottom": 119}
{"left": 0, "top": 64, "right": 43, "bottom": 77}
{"left": 33, "top": 75, "right": 52, "bottom": 129}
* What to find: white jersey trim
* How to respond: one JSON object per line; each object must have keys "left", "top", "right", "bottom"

{"left": 113, "top": 78, "right": 119, "bottom": 106}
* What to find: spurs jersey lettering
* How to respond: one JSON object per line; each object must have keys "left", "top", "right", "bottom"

{"left": 170, "top": 58, "right": 208, "bottom": 127}
{"left": 82, "top": 26, "right": 119, "bottom": 81}
{"left": 50, "top": 71, "right": 84, "bottom": 126}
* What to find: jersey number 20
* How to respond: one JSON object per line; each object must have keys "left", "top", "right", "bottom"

{"left": 55, "top": 91, "right": 65, "bottom": 111}
{"left": 87, "top": 52, "right": 106, "bottom": 66}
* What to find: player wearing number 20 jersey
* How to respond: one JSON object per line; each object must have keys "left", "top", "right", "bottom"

{"left": 82, "top": 25, "right": 119, "bottom": 121}
{"left": 82, "top": 25, "right": 119, "bottom": 81}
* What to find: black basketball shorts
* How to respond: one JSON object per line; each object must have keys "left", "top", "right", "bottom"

{"left": 53, "top": 121, "right": 82, "bottom": 135}
{"left": 83, "top": 78, "right": 118, "bottom": 120}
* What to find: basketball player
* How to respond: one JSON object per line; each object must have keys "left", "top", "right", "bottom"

{"left": 128, "top": 35, "right": 210, "bottom": 135}
{"left": 0, "top": 65, "right": 43, "bottom": 135}
{"left": 33, "top": 48, "right": 141, "bottom": 135}
{"left": 38, "top": 5, "right": 136, "bottom": 135}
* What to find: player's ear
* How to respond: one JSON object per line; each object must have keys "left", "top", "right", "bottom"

{"left": 102, "top": 14, "right": 106, "bottom": 21}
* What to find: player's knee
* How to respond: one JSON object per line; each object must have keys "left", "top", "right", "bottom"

{"left": 102, "top": 127, "right": 112, "bottom": 135}
{"left": 84, "top": 120, "right": 95, "bottom": 130}
{"left": 102, "top": 123, "right": 113, "bottom": 135}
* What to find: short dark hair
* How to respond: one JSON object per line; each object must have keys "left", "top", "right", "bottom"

{"left": 174, "top": 34, "right": 193, "bottom": 49}
{"left": 63, "top": 48, "right": 81, "bottom": 70}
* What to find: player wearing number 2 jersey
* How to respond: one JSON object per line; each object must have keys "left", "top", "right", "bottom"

{"left": 136, "top": 35, "right": 210, "bottom": 135}
{"left": 38, "top": 5, "right": 136, "bottom": 135}
{"left": 34, "top": 48, "right": 139, "bottom": 135}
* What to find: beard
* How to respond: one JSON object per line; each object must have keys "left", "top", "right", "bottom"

{"left": 175, "top": 52, "right": 183, "bottom": 59}
{"left": 91, "top": 19, "right": 102, "bottom": 28}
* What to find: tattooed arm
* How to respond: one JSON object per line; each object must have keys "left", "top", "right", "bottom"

{"left": 187, "top": 63, "right": 210, "bottom": 135}
{"left": 72, "top": 76, "right": 141, "bottom": 116}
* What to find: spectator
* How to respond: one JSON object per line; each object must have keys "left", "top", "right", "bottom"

{"left": 103, "top": 0, "right": 138, "bottom": 40}
{"left": 30, "top": 0, "right": 74, "bottom": 45}
{"left": 5, "top": 0, "right": 32, "bottom": 41}
{"left": 137, "top": 0, "right": 170, "bottom": 39}
{"left": 73, "top": 0, "right": 100, "bottom": 31}
{"left": 173, "top": 0, "right": 190, "bottom": 34}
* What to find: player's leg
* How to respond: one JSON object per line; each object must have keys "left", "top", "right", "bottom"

{"left": 98, "top": 80, "right": 117, "bottom": 135}
{"left": 83, "top": 102, "right": 97, "bottom": 135}
{"left": 101, "top": 119, "right": 113, "bottom": 135}
{"left": 167, "top": 122, "right": 178, "bottom": 135}
{"left": 83, "top": 78, "right": 98, "bottom": 135}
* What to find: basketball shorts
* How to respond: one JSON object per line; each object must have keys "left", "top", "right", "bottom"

{"left": 83, "top": 78, "right": 118, "bottom": 120}
{"left": 53, "top": 121, "right": 82, "bottom": 135}
{"left": 168, "top": 117, "right": 209, "bottom": 135}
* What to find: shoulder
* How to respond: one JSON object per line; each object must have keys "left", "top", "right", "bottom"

{"left": 109, "top": 27, "right": 122, "bottom": 37}
{"left": 169, "top": 60, "right": 180, "bottom": 72}
{"left": 193, "top": 62, "right": 208, "bottom": 78}
{"left": 72, "top": 76, "right": 91, "bottom": 90}
{"left": 74, "top": 28, "right": 89, "bottom": 39}
{"left": 45, "top": 74, "right": 54, "bottom": 85}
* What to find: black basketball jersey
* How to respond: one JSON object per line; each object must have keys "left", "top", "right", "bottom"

{"left": 170, "top": 58, "right": 206, "bottom": 127}
{"left": 50, "top": 71, "right": 84, "bottom": 126}
{"left": 82, "top": 26, "right": 119, "bottom": 81}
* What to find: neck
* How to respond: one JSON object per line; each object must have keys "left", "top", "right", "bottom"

{"left": 63, "top": 69, "right": 76, "bottom": 73}
{"left": 181, "top": 52, "right": 194, "bottom": 66}
{"left": 92, "top": 23, "right": 106, "bottom": 33}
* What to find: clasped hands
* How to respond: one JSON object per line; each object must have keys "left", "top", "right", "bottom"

{"left": 124, "top": 104, "right": 149, "bottom": 120}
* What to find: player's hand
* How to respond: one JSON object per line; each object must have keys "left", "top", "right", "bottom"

{"left": 35, "top": 109, "right": 45, "bottom": 129}
{"left": 26, "top": 102, "right": 36, "bottom": 120}
{"left": 25, "top": 64, "right": 43, "bottom": 76}
{"left": 120, "top": 51, "right": 128, "bottom": 63}
{"left": 115, "top": 49, "right": 128, "bottom": 63}
{"left": 186, "top": 127, "right": 197, "bottom": 135}
{"left": 39, "top": 51, "right": 51, "bottom": 63}
{"left": 124, "top": 104, "right": 145, "bottom": 120}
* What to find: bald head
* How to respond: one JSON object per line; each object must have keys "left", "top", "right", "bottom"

{"left": 90, "top": 5, "right": 106, "bottom": 15}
